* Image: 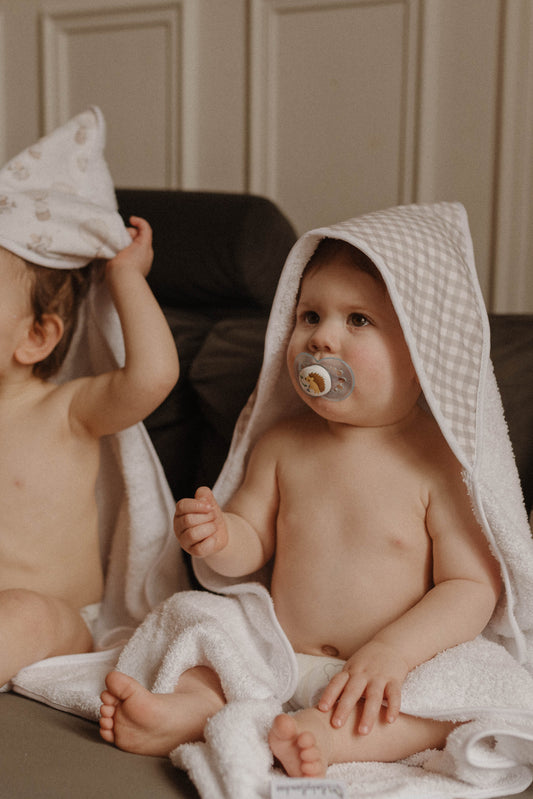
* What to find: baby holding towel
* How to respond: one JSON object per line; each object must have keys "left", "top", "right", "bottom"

{"left": 0, "top": 109, "right": 179, "bottom": 688}
{"left": 100, "top": 235, "right": 501, "bottom": 776}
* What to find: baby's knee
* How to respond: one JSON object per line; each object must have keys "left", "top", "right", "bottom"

{"left": 0, "top": 588, "right": 70, "bottom": 641}
{"left": 0, "top": 589, "right": 92, "bottom": 674}
{"left": 0, "top": 587, "right": 42, "bottom": 614}
{"left": 0, "top": 587, "right": 53, "bottom": 629}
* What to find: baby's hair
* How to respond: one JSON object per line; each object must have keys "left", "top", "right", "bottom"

{"left": 26, "top": 260, "right": 103, "bottom": 379}
{"left": 296, "top": 238, "right": 384, "bottom": 306}
{"left": 304, "top": 237, "right": 384, "bottom": 284}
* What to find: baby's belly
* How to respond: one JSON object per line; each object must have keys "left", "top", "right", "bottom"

{"left": 271, "top": 555, "right": 431, "bottom": 660}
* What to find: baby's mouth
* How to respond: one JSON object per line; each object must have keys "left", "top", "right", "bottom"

{"left": 294, "top": 353, "right": 354, "bottom": 401}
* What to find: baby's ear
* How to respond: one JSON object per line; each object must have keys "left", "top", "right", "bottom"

{"left": 14, "top": 314, "right": 64, "bottom": 367}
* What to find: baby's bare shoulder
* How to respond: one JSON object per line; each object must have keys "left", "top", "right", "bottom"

{"left": 394, "top": 410, "right": 465, "bottom": 502}
{"left": 411, "top": 409, "right": 456, "bottom": 460}
{"left": 41, "top": 377, "right": 100, "bottom": 437}
{"left": 0, "top": 379, "right": 100, "bottom": 456}
{"left": 410, "top": 415, "right": 472, "bottom": 514}
{"left": 0, "top": 379, "right": 71, "bottom": 432}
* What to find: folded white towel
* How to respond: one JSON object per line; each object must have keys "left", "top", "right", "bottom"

{"left": 115, "top": 589, "right": 533, "bottom": 798}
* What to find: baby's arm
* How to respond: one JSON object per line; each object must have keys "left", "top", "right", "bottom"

{"left": 319, "top": 455, "right": 501, "bottom": 735}
{"left": 175, "top": 432, "right": 279, "bottom": 577}
{"left": 70, "top": 217, "right": 179, "bottom": 436}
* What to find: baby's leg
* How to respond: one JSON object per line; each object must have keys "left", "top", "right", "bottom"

{"left": 99, "top": 666, "right": 226, "bottom": 756}
{"left": 0, "top": 588, "right": 92, "bottom": 686}
{"left": 269, "top": 704, "right": 455, "bottom": 778}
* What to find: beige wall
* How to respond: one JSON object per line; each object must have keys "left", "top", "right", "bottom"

{"left": 1, "top": 0, "right": 532, "bottom": 311}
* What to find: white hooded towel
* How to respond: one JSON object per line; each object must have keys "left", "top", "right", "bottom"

{"left": 115, "top": 202, "right": 533, "bottom": 798}
{"left": 0, "top": 107, "right": 188, "bottom": 717}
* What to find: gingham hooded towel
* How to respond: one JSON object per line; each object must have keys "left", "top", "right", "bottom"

{"left": 115, "top": 202, "right": 533, "bottom": 799}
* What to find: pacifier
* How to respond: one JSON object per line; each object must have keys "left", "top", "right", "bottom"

{"left": 295, "top": 352, "right": 354, "bottom": 401}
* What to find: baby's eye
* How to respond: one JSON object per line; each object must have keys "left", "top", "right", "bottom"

{"left": 303, "top": 310, "right": 320, "bottom": 325}
{"left": 348, "top": 313, "right": 369, "bottom": 327}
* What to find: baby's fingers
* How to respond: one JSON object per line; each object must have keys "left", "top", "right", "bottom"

{"left": 195, "top": 485, "right": 216, "bottom": 504}
{"left": 329, "top": 674, "right": 369, "bottom": 729}
{"left": 355, "top": 679, "right": 402, "bottom": 734}
{"left": 356, "top": 683, "right": 386, "bottom": 735}
{"left": 182, "top": 522, "right": 221, "bottom": 557}
{"left": 174, "top": 496, "right": 213, "bottom": 539}
{"left": 317, "top": 670, "right": 349, "bottom": 713}
{"left": 174, "top": 498, "right": 210, "bottom": 525}
{"left": 384, "top": 681, "right": 402, "bottom": 725}
{"left": 174, "top": 487, "right": 227, "bottom": 557}
{"left": 128, "top": 216, "right": 152, "bottom": 241}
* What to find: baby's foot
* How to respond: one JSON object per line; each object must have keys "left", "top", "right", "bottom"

{"left": 269, "top": 713, "right": 327, "bottom": 778}
{"left": 99, "top": 670, "right": 222, "bottom": 756}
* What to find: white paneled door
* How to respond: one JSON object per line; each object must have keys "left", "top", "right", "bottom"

{"left": 1, "top": 0, "right": 531, "bottom": 311}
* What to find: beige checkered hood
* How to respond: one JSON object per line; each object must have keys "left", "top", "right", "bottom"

{"left": 201, "top": 201, "right": 533, "bottom": 667}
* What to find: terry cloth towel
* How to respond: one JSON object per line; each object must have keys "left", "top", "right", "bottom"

{"left": 114, "top": 202, "right": 533, "bottom": 799}
{"left": 0, "top": 107, "right": 188, "bottom": 717}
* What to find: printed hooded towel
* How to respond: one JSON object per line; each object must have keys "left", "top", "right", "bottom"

{"left": 1, "top": 107, "right": 188, "bottom": 716}
{"left": 0, "top": 105, "right": 130, "bottom": 268}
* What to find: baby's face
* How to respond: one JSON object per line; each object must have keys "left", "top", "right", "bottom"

{"left": 0, "top": 248, "right": 33, "bottom": 373}
{"left": 287, "top": 252, "right": 420, "bottom": 428}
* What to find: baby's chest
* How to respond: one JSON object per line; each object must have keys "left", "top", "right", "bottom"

{"left": 282, "top": 441, "right": 425, "bottom": 502}
{"left": 0, "top": 419, "right": 98, "bottom": 509}
{"left": 278, "top": 448, "right": 429, "bottom": 552}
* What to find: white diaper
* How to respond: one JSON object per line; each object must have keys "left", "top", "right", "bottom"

{"left": 286, "top": 652, "right": 345, "bottom": 711}
{"left": 79, "top": 601, "right": 102, "bottom": 641}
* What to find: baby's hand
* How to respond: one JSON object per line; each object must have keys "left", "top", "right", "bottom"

{"left": 174, "top": 486, "right": 228, "bottom": 558}
{"left": 106, "top": 216, "right": 153, "bottom": 277}
{"left": 317, "top": 641, "right": 409, "bottom": 735}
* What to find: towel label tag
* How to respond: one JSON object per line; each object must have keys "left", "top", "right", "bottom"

{"left": 271, "top": 778, "right": 346, "bottom": 798}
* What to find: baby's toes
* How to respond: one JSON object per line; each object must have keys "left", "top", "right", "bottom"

{"left": 297, "top": 731, "right": 326, "bottom": 777}
{"left": 300, "top": 744, "right": 325, "bottom": 776}
{"left": 100, "top": 689, "right": 119, "bottom": 709}
{"left": 301, "top": 757, "right": 325, "bottom": 777}
{"left": 297, "top": 731, "right": 316, "bottom": 751}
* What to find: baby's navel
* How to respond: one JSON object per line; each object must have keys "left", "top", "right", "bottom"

{"left": 321, "top": 644, "right": 340, "bottom": 657}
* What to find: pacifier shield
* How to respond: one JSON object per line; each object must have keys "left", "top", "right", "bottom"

{"left": 295, "top": 353, "right": 354, "bottom": 401}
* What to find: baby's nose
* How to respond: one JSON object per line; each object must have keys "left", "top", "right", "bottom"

{"left": 308, "top": 324, "right": 337, "bottom": 355}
